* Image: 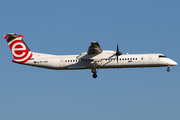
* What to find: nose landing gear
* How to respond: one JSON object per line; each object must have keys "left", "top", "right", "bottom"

{"left": 167, "top": 66, "right": 170, "bottom": 72}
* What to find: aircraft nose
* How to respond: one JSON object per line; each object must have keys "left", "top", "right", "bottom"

{"left": 169, "top": 60, "right": 177, "bottom": 66}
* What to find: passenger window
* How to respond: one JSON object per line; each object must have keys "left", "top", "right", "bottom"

{"left": 128, "top": 58, "right": 129, "bottom": 60}
{"left": 136, "top": 58, "right": 137, "bottom": 60}
{"left": 122, "top": 58, "right": 124, "bottom": 60}
{"left": 130, "top": 58, "right": 132, "bottom": 60}
{"left": 141, "top": 58, "right": 143, "bottom": 60}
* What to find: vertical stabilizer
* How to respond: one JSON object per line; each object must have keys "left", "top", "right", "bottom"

{"left": 4, "top": 33, "right": 33, "bottom": 63}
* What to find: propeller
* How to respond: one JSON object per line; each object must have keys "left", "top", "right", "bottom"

{"left": 115, "top": 44, "right": 122, "bottom": 64}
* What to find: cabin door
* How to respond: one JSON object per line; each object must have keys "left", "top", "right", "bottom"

{"left": 149, "top": 56, "right": 153, "bottom": 64}
{"left": 59, "top": 59, "right": 64, "bottom": 67}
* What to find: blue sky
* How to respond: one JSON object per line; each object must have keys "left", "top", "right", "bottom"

{"left": 0, "top": 0, "right": 180, "bottom": 120}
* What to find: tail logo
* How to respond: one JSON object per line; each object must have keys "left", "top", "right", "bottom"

{"left": 9, "top": 39, "right": 32, "bottom": 63}
{"left": 12, "top": 42, "right": 26, "bottom": 58}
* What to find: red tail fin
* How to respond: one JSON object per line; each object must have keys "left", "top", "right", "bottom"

{"left": 4, "top": 33, "right": 33, "bottom": 63}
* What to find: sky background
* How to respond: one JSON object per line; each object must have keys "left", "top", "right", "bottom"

{"left": 0, "top": 0, "right": 180, "bottom": 120}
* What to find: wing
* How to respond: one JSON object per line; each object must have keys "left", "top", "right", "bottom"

{"left": 87, "top": 42, "right": 102, "bottom": 54}
{"left": 77, "top": 42, "right": 116, "bottom": 61}
{"left": 77, "top": 41, "right": 103, "bottom": 61}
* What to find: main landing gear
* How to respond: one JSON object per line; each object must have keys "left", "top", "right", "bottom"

{"left": 92, "top": 67, "right": 97, "bottom": 78}
{"left": 91, "top": 61, "right": 99, "bottom": 78}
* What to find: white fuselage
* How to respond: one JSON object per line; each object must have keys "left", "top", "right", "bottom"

{"left": 4, "top": 33, "right": 177, "bottom": 78}
{"left": 23, "top": 51, "right": 177, "bottom": 70}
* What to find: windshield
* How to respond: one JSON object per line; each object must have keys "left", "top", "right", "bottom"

{"left": 159, "top": 55, "right": 167, "bottom": 58}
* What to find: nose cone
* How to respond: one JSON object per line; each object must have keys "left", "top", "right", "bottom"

{"left": 169, "top": 60, "right": 177, "bottom": 66}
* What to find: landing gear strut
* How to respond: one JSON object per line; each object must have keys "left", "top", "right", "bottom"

{"left": 91, "top": 68, "right": 96, "bottom": 73}
{"left": 167, "top": 66, "right": 170, "bottom": 72}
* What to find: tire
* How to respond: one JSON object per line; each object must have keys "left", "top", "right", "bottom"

{"left": 93, "top": 73, "right": 97, "bottom": 78}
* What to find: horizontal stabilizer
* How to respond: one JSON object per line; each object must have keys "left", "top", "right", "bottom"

{"left": 4, "top": 33, "right": 24, "bottom": 39}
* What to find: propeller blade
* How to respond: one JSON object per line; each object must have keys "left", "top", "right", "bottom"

{"left": 117, "top": 44, "right": 119, "bottom": 53}
{"left": 116, "top": 44, "right": 122, "bottom": 64}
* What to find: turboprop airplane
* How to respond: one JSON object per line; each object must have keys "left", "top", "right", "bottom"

{"left": 4, "top": 33, "right": 177, "bottom": 78}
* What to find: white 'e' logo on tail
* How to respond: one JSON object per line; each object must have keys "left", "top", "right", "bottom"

{"left": 12, "top": 42, "right": 26, "bottom": 57}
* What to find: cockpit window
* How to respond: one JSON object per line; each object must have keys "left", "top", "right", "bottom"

{"left": 159, "top": 55, "right": 167, "bottom": 58}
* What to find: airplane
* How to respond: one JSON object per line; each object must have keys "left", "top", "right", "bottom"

{"left": 4, "top": 33, "right": 177, "bottom": 78}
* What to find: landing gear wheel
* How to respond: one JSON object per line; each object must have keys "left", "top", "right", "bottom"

{"left": 167, "top": 67, "right": 170, "bottom": 72}
{"left": 93, "top": 73, "right": 97, "bottom": 78}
